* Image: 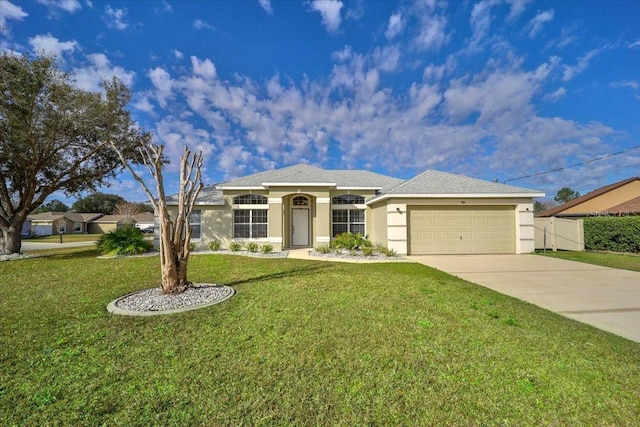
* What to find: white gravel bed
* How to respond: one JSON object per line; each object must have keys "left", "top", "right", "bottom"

{"left": 308, "top": 249, "right": 404, "bottom": 261}
{"left": 0, "top": 253, "right": 40, "bottom": 262}
{"left": 193, "top": 249, "right": 289, "bottom": 258}
{"left": 113, "top": 284, "right": 234, "bottom": 313}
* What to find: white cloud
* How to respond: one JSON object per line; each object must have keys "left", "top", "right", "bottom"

{"left": 506, "top": 0, "right": 531, "bottom": 21}
{"left": 562, "top": 48, "right": 601, "bottom": 81}
{"left": 385, "top": 13, "right": 404, "bottom": 40}
{"left": 611, "top": 80, "right": 640, "bottom": 99}
{"left": 172, "top": 49, "right": 184, "bottom": 60}
{"left": 372, "top": 45, "right": 401, "bottom": 73}
{"left": 28, "top": 33, "right": 77, "bottom": 58}
{"left": 310, "top": 0, "right": 343, "bottom": 33}
{"left": 148, "top": 66, "right": 174, "bottom": 108}
{"left": 258, "top": 0, "right": 273, "bottom": 14}
{"left": 412, "top": 2, "right": 449, "bottom": 52}
{"left": 469, "top": 0, "right": 494, "bottom": 48}
{"left": 193, "top": 19, "right": 216, "bottom": 30}
{"left": 190, "top": 56, "right": 217, "bottom": 80}
{"left": 72, "top": 53, "right": 135, "bottom": 92}
{"left": 629, "top": 40, "right": 640, "bottom": 49}
{"left": 37, "top": 0, "right": 81, "bottom": 13}
{"left": 527, "top": 9, "right": 554, "bottom": 38}
{"left": 423, "top": 63, "right": 445, "bottom": 81}
{"left": 104, "top": 6, "right": 128, "bottom": 30}
{"left": 0, "top": 0, "right": 28, "bottom": 34}
{"left": 544, "top": 87, "right": 566, "bottom": 101}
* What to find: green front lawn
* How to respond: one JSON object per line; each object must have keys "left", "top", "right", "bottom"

{"left": 538, "top": 250, "right": 640, "bottom": 272}
{"left": 23, "top": 233, "right": 103, "bottom": 243}
{"left": 1, "top": 249, "right": 639, "bottom": 425}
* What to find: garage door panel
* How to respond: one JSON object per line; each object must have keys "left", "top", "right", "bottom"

{"left": 408, "top": 206, "right": 515, "bottom": 255}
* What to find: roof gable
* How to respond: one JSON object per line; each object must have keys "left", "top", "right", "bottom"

{"left": 538, "top": 177, "right": 640, "bottom": 217}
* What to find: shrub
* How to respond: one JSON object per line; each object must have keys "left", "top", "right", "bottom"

{"left": 229, "top": 242, "right": 242, "bottom": 252}
{"left": 315, "top": 245, "right": 331, "bottom": 254}
{"left": 261, "top": 244, "right": 273, "bottom": 254}
{"left": 362, "top": 246, "right": 374, "bottom": 256}
{"left": 332, "top": 232, "right": 371, "bottom": 250}
{"left": 96, "top": 226, "right": 152, "bottom": 256}
{"left": 373, "top": 244, "right": 397, "bottom": 257}
{"left": 246, "top": 242, "right": 259, "bottom": 252}
{"left": 584, "top": 216, "right": 640, "bottom": 253}
{"left": 189, "top": 242, "right": 196, "bottom": 251}
{"left": 208, "top": 240, "right": 220, "bottom": 251}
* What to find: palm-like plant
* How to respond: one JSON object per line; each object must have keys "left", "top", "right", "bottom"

{"left": 97, "top": 226, "right": 153, "bottom": 256}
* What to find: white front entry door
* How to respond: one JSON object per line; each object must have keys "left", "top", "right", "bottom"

{"left": 292, "top": 208, "right": 310, "bottom": 246}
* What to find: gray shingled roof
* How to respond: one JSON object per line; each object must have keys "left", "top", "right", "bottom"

{"left": 166, "top": 185, "right": 225, "bottom": 206}
{"left": 167, "top": 164, "right": 543, "bottom": 205}
{"left": 379, "top": 170, "right": 542, "bottom": 197}
{"left": 28, "top": 212, "right": 103, "bottom": 222}
{"left": 217, "top": 164, "right": 403, "bottom": 191}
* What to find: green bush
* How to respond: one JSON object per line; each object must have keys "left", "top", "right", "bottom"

{"left": 246, "top": 242, "right": 259, "bottom": 252}
{"left": 584, "top": 216, "right": 640, "bottom": 253}
{"left": 229, "top": 242, "right": 242, "bottom": 252}
{"left": 362, "top": 246, "right": 374, "bottom": 256}
{"left": 315, "top": 245, "right": 331, "bottom": 254}
{"left": 96, "top": 226, "right": 153, "bottom": 256}
{"left": 260, "top": 244, "right": 273, "bottom": 254}
{"left": 208, "top": 241, "right": 220, "bottom": 251}
{"left": 331, "top": 232, "right": 371, "bottom": 250}
{"left": 189, "top": 242, "right": 196, "bottom": 251}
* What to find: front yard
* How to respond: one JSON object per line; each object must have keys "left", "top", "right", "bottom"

{"left": 538, "top": 250, "right": 640, "bottom": 272}
{"left": 1, "top": 249, "right": 639, "bottom": 425}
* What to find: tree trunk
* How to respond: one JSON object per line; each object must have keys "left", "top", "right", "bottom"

{"left": 158, "top": 205, "right": 192, "bottom": 294}
{"left": 1, "top": 217, "right": 26, "bottom": 254}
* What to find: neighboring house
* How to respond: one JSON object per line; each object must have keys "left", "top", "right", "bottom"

{"left": 87, "top": 212, "right": 156, "bottom": 234}
{"left": 27, "top": 212, "right": 103, "bottom": 236}
{"left": 21, "top": 219, "right": 32, "bottom": 237}
{"left": 538, "top": 177, "right": 640, "bottom": 218}
{"left": 166, "top": 164, "right": 543, "bottom": 255}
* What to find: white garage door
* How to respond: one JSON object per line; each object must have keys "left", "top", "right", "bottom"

{"left": 408, "top": 206, "right": 515, "bottom": 255}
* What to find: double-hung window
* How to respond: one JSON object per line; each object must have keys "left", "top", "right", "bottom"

{"left": 233, "top": 195, "right": 268, "bottom": 239}
{"left": 189, "top": 210, "right": 201, "bottom": 239}
{"left": 331, "top": 195, "right": 365, "bottom": 237}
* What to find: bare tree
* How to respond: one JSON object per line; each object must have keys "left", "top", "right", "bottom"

{"left": 113, "top": 202, "right": 142, "bottom": 224}
{"left": 110, "top": 142, "right": 203, "bottom": 294}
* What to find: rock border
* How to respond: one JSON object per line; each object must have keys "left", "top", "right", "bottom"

{"left": 107, "top": 284, "right": 235, "bottom": 316}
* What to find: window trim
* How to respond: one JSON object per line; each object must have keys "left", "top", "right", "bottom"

{"left": 189, "top": 209, "right": 202, "bottom": 241}
{"left": 232, "top": 195, "right": 268, "bottom": 239}
{"left": 331, "top": 194, "right": 366, "bottom": 237}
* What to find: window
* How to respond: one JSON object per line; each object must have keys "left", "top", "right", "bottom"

{"left": 332, "top": 195, "right": 365, "bottom": 204}
{"left": 74, "top": 223, "right": 82, "bottom": 232}
{"left": 189, "top": 210, "right": 201, "bottom": 239}
{"left": 331, "top": 195, "right": 365, "bottom": 237}
{"left": 234, "top": 209, "right": 267, "bottom": 238}
{"left": 233, "top": 195, "right": 268, "bottom": 205}
{"left": 293, "top": 196, "right": 309, "bottom": 206}
{"left": 233, "top": 195, "right": 268, "bottom": 239}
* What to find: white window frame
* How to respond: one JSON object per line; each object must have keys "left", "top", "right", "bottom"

{"left": 189, "top": 210, "right": 202, "bottom": 241}
{"left": 232, "top": 195, "right": 269, "bottom": 240}
{"left": 74, "top": 222, "right": 82, "bottom": 233}
{"left": 331, "top": 195, "right": 366, "bottom": 237}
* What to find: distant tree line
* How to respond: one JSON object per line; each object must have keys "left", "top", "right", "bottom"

{"left": 31, "top": 192, "right": 153, "bottom": 215}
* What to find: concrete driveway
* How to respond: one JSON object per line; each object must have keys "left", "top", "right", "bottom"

{"left": 409, "top": 254, "right": 640, "bottom": 343}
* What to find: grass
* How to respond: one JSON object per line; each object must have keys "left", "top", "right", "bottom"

{"left": 1, "top": 249, "right": 639, "bottom": 426}
{"left": 538, "top": 250, "right": 640, "bottom": 272}
{"left": 23, "top": 233, "right": 103, "bottom": 243}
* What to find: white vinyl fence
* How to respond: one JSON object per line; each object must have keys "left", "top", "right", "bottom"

{"left": 534, "top": 217, "right": 584, "bottom": 251}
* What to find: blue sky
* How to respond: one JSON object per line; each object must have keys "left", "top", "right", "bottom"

{"left": 2, "top": 0, "right": 639, "bottom": 203}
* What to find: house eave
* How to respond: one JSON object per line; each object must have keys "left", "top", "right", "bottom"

{"left": 335, "top": 186, "right": 382, "bottom": 190}
{"left": 367, "top": 192, "right": 546, "bottom": 204}
{"left": 215, "top": 185, "right": 265, "bottom": 190}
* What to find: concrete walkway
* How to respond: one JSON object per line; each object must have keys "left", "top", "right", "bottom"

{"left": 409, "top": 254, "right": 640, "bottom": 343}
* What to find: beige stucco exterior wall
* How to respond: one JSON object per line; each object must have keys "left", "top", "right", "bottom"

{"left": 370, "top": 197, "right": 535, "bottom": 255}
{"left": 87, "top": 223, "right": 118, "bottom": 234}
{"left": 560, "top": 181, "right": 640, "bottom": 214}
{"left": 366, "top": 203, "right": 388, "bottom": 246}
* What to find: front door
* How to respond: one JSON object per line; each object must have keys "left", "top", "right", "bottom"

{"left": 292, "top": 208, "right": 310, "bottom": 246}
